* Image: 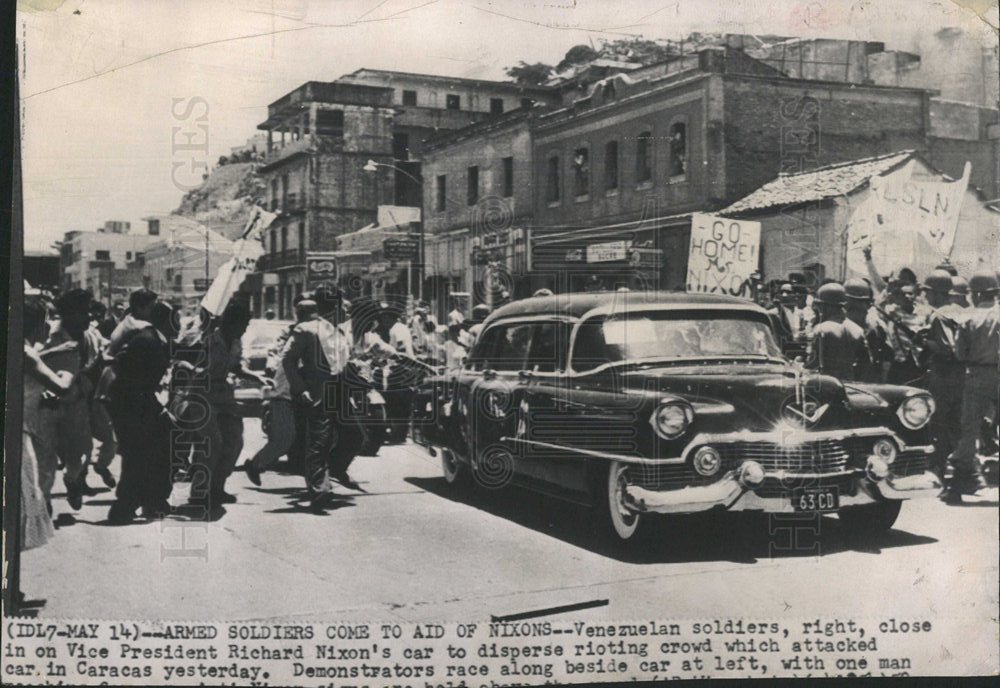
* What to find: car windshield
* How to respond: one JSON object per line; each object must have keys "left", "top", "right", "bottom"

{"left": 572, "top": 310, "right": 783, "bottom": 370}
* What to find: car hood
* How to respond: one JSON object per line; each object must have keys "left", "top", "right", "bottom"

{"left": 621, "top": 363, "right": 850, "bottom": 432}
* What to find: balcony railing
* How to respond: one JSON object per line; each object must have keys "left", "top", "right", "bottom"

{"left": 259, "top": 248, "right": 305, "bottom": 271}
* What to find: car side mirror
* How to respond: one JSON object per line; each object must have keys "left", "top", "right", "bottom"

{"left": 483, "top": 369, "right": 497, "bottom": 380}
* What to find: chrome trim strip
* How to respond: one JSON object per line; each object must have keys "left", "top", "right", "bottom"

{"left": 504, "top": 427, "right": 931, "bottom": 468}
{"left": 502, "top": 437, "right": 668, "bottom": 465}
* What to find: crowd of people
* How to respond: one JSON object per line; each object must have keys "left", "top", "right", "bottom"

{"left": 759, "top": 250, "right": 998, "bottom": 504}
{"left": 18, "top": 262, "right": 997, "bottom": 563}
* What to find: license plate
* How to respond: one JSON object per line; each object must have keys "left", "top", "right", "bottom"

{"left": 792, "top": 487, "right": 839, "bottom": 512}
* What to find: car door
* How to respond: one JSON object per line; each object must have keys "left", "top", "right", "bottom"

{"left": 464, "top": 320, "right": 534, "bottom": 489}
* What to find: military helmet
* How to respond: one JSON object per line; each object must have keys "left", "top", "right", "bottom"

{"left": 814, "top": 282, "right": 847, "bottom": 306}
{"left": 843, "top": 278, "right": 873, "bottom": 301}
{"left": 968, "top": 270, "right": 999, "bottom": 294}
{"left": 921, "top": 269, "right": 954, "bottom": 293}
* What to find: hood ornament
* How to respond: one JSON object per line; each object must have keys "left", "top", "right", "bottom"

{"left": 782, "top": 360, "right": 828, "bottom": 427}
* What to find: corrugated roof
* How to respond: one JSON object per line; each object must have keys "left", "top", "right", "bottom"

{"left": 721, "top": 150, "right": 916, "bottom": 214}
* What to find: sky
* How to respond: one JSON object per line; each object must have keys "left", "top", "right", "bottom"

{"left": 16, "top": 0, "right": 999, "bottom": 251}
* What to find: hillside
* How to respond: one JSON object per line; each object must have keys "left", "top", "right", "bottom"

{"left": 173, "top": 161, "right": 265, "bottom": 241}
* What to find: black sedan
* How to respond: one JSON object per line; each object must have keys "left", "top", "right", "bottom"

{"left": 413, "top": 291, "right": 940, "bottom": 544}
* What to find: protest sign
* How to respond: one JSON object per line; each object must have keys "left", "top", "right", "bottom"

{"left": 686, "top": 213, "right": 761, "bottom": 296}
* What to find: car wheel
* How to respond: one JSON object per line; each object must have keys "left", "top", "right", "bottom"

{"left": 441, "top": 448, "right": 468, "bottom": 487}
{"left": 596, "top": 461, "right": 644, "bottom": 543}
{"left": 838, "top": 499, "right": 902, "bottom": 538}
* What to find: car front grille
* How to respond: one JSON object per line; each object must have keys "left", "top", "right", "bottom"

{"left": 631, "top": 435, "right": 931, "bottom": 492}
{"left": 718, "top": 439, "right": 851, "bottom": 474}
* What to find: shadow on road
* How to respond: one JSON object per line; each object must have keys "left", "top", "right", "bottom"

{"left": 406, "top": 476, "right": 938, "bottom": 564}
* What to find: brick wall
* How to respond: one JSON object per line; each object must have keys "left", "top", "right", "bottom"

{"left": 722, "top": 76, "right": 929, "bottom": 203}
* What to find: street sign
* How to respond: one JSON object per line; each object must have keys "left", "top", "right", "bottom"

{"left": 383, "top": 238, "right": 419, "bottom": 262}
{"left": 193, "top": 278, "right": 211, "bottom": 291}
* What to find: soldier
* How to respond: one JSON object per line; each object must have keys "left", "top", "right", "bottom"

{"left": 844, "top": 278, "right": 891, "bottom": 382}
{"left": 943, "top": 270, "right": 998, "bottom": 503}
{"left": 806, "top": 282, "right": 867, "bottom": 381}
{"left": 920, "top": 270, "right": 968, "bottom": 479}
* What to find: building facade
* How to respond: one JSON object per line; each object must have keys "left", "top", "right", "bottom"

{"left": 527, "top": 46, "right": 959, "bottom": 292}
{"left": 140, "top": 215, "right": 234, "bottom": 310}
{"left": 254, "top": 81, "right": 397, "bottom": 318}
{"left": 419, "top": 108, "right": 537, "bottom": 316}
{"left": 60, "top": 226, "right": 158, "bottom": 304}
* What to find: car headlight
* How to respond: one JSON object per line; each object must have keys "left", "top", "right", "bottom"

{"left": 897, "top": 394, "right": 934, "bottom": 429}
{"left": 650, "top": 402, "right": 693, "bottom": 439}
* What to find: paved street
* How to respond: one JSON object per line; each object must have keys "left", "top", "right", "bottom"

{"left": 20, "top": 419, "right": 999, "bottom": 627}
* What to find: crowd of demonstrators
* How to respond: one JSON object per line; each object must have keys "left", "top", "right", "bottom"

{"left": 758, "top": 253, "right": 998, "bottom": 505}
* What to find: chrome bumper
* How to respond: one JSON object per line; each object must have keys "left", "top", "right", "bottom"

{"left": 624, "top": 467, "right": 942, "bottom": 515}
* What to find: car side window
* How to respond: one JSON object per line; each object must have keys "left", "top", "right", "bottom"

{"left": 525, "top": 321, "right": 567, "bottom": 372}
{"left": 466, "top": 326, "right": 500, "bottom": 371}
{"left": 491, "top": 323, "right": 534, "bottom": 371}
{"left": 571, "top": 317, "right": 614, "bottom": 372}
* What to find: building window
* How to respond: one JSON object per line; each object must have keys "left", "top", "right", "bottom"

{"left": 502, "top": 157, "right": 514, "bottom": 198}
{"left": 126, "top": 251, "right": 133, "bottom": 260}
{"left": 446, "top": 94, "right": 461, "bottom": 110}
{"left": 280, "top": 225, "right": 288, "bottom": 254}
{"left": 436, "top": 174, "right": 447, "bottom": 212}
{"left": 669, "top": 122, "right": 687, "bottom": 178}
{"left": 315, "top": 109, "right": 344, "bottom": 137}
{"left": 636, "top": 130, "right": 652, "bottom": 184}
{"left": 521, "top": 98, "right": 534, "bottom": 109}
{"left": 605, "top": 140, "right": 619, "bottom": 191}
{"left": 392, "top": 132, "right": 410, "bottom": 161}
{"left": 490, "top": 98, "right": 504, "bottom": 115}
{"left": 546, "top": 155, "right": 560, "bottom": 204}
{"left": 467, "top": 166, "right": 479, "bottom": 205}
{"left": 270, "top": 229, "right": 277, "bottom": 254}
{"left": 95, "top": 250, "right": 111, "bottom": 261}
{"left": 573, "top": 146, "right": 590, "bottom": 199}
{"left": 270, "top": 178, "right": 279, "bottom": 211}
{"left": 402, "top": 89, "right": 417, "bottom": 106}
{"left": 147, "top": 219, "right": 160, "bottom": 236}
{"left": 298, "top": 222, "right": 305, "bottom": 255}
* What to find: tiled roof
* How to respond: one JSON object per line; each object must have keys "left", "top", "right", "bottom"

{"left": 721, "top": 150, "right": 916, "bottom": 214}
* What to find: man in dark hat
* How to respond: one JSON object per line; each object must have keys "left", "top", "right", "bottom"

{"left": 283, "top": 285, "right": 363, "bottom": 507}
{"left": 806, "top": 282, "right": 867, "bottom": 381}
{"left": 920, "top": 270, "right": 969, "bottom": 479}
{"left": 944, "top": 270, "right": 998, "bottom": 503}
{"left": 949, "top": 275, "right": 971, "bottom": 308}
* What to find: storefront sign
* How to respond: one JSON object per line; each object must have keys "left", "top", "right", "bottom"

{"left": 586, "top": 240, "right": 629, "bottom": 263}
{"left": 686, "top": 213, "right": 761, "bottom": 296}
{"left": 306, "top": 252, "right": 339, "bottom": 286}
{"left": 262, "top": 273, "right": 279, "bottom": 286}
{"left": 193, "top": 278, "right": 210, "bottom": 292}
{"left": 383, "top": 238, "right": 419, "bottom": 262}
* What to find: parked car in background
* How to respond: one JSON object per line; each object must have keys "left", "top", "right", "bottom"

{"left": 413, "top": 291, "right": 940, "bottom": 545}
{"left": 233, "top": 318, "right": 294, "bottom": 417}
